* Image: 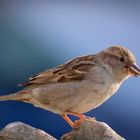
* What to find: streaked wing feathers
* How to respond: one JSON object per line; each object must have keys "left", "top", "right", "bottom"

{"left": 20, "top": 55, "right": 96, "bottom": 86}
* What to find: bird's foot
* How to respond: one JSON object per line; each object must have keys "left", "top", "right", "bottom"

{"left": 73, "top": 117, "right": 86, "bottom": 129}
{"left": 67, "top": 111, "right": 86, "bottom": 129}
{"left": 62, "top": 111, "right": 87, "bottom": 128}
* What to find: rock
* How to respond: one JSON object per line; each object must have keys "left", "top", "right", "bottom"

{"left": 61, "top": 117, "right": 125, "bottom": 140}
{"left": 0, "top": 118, "right": 126, "bottom": 140}
{"left": 0, "top": 122, "right": 57, "bottom": 140}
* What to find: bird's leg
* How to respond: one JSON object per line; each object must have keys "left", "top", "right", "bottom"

{"left": 67, "top": 111, "right": 86, "bottom": 128}
{"left": 61, "top": 111, "right": 86, "bottom": 128}
{"left": 67, "top": 110, "right": 85, "bottom": 120}
{"left": 61, "top": 114, "right": 74, "bottom": 128}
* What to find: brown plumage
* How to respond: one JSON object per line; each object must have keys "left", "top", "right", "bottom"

{"left": 20, "top": 55, "right": 97, "bottom": 86}
{"left": 0, "top": 46, "right": 140, "bottom": 128}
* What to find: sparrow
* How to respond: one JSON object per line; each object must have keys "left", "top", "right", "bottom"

{"left": 0, "top": 46, "right": 140, "bottom": 128}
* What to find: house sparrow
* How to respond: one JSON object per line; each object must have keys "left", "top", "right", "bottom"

{"left": 0, "top": 46, "right": 140, "bottom": 128}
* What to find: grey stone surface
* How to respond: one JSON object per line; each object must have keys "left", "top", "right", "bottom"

{"left": 61, "top": 117, "right": 125, "bottom": 140}
{"left": 0, "top": 122, "right": 57, "bottom": 140}
{"left": 0, "top": 118, "right": 125, "bottom": 140}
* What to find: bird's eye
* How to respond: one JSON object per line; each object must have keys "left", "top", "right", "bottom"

{"left": 120, "top": 57, "right": 125, "bottom": 62}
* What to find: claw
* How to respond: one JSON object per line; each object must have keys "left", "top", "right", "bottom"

{"left": 73, "top": 118, "right": 85, "bottom": 129}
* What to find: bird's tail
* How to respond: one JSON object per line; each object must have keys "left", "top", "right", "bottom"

{"left": 0, "top": 92, "right": 28, "bottom": 102}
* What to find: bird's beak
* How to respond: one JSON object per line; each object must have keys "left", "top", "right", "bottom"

{"left": 127, "top": 63, "right": 140, "bottom": 76}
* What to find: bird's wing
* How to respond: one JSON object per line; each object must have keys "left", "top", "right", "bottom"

{"left": 19, "top": 55, "right": 97, "bottom": 86}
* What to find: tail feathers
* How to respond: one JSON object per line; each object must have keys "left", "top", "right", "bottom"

{"left": 0, "top": 93, "right": 25, "bottom": 101}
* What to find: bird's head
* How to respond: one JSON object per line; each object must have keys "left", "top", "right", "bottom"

{"left": 99, "top": 46, "right": 140, "bottom": 82}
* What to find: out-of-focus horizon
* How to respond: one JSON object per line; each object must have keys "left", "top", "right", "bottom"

{"left": 0, "top": 1, "right": 140, "bottom": 139}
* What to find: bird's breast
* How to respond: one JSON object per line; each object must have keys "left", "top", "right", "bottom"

{"left": 80, "top": 66, "right": 121, "bottom": 110}
{"left": 29, "top": 66, "right": 121, "bottom": 114}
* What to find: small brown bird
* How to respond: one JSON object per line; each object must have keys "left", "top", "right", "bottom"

{"left": 0, "top": 46, "right": 140, "bottom": 128}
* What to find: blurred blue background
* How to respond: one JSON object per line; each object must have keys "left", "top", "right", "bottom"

{"left": 0, "top": 1, "right": 140, "bottom": 139}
